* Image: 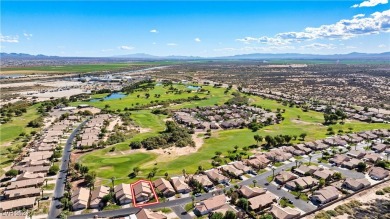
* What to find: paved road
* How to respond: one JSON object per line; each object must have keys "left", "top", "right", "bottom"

{"left": 48, "top": 120, "right": 88, "bottom": 219}
{"left": 171, "top": 206, "right": 193, "bottom": 219}
{"left": 69, "top": 154, "right": 321, "bottom": 219}
{"left": 235, "top": 154, "right": 320, "bottom": 212}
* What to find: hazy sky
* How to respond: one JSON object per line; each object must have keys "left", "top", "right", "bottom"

{"left": 1, "top": 1, "right": 389, "bottom": 57}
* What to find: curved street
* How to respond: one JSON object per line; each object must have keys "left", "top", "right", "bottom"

{"left": 48, "top": 119, "right": 88, "bottom": 219}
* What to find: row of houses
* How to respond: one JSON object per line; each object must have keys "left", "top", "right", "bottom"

{"left": 0, "top": 118, "right": 76, "bottom": 212}
{"left": 244, "top": 88, "right": 390, "bottom": 123}
{"left": 173, "top": 104, "right": 278, "bottom": 130}
{"left": 75, "top": 114, "right": 115, "bottom": 147}
{"left": 71, "top": 177, "right": 187, "bottom": 211}
{"left": 195, "top": 190, "right": 302, "bottom": 218}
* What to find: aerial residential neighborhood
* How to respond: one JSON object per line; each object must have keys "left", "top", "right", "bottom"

{"left": 1, "top": 1, "right": 390, "bottom": 219}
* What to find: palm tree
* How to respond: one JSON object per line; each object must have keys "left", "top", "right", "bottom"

{"left": 110, "top": 177, "right": 115, "bottom": 193}
{"left": 182, "top": 169, "right": 186, "bottom": 178}
{"left": 308, "top": 154, "right": 312, "bottom": 165}
{"left": 133, "top": 166, "right": 140, "bottom": 176}
{"left": 252, "top": 180, "right": 257, "bottom": 187}
{"left": 272, "top": 167, "right": 276, "bottom": 178}
{"left": 164, "top": 172, "right": 169, "bottom": 179}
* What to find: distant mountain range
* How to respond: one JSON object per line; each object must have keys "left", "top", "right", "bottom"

{"left": 1, "top": 52, "right": 389, "bottom": 60}
{"left": 115, "top": 52, "right": 390, "bottom": 60}
{"left": 0, "top": 53, "right": 59, "bottom": 59}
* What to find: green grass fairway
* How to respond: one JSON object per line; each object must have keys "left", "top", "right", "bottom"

{"left": 77, "top": 87, "right": 390, "bottom": 183}
{"left": 73, "top": 84, "right": 230, "bottom": 110}
{"left": 114, "top": 110, "right": 167, "bottom": 151}
{"left": 79, "top": 152, "right": 157, "bottom": 185}
{"left": 0, "top": 104, "right": 41, "bottom": 145}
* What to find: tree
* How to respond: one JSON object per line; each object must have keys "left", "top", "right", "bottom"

{"left": 333, "top": 172, "right": 342, "bottom": 180}
{"left": 375, "top": 160, "right": 386, "bottom": 168}
{"left": 308, "top": 154, "right": 312, "bottom": 165}
{"left": 265, "top": 135, "right": 275, "bottom": 148}
{"left": 79, "top": 165, "right": 89, "bottom": 176}
{"left": 182, "top": 169, "right": 186, "bottom": 177}
{"left": 284, "top": 135, "right": 292, "bottom": 144}
{"left": 224, "top": 211, "right": 237, "bottom": 219}
{"left": 295, "top": 183, "right": 304, "bottom": 199}
{"left": 237, "top": 198, "right": 249, "bottom": 211}
{"left": 210, "top": 212, "right": 224, "bottom": 219}
{"left": 133, "top": 166, "right": 140, "bottom": 176}
{"left": 253, "top": 134, "right": 263, "bottom": 146}
{"left": 357, "top": 162, "right": 367, "bottom": 172}
{"left": 5, "top": 169, "right": 18, "bottom": 177}
{"left": 252, "top": 179, "right": 257, "bottom": 187}
{"left": 319, "top": 178, "right": 326, "bottom": 188}
{"left": 130, "top": 141, "right": 142, "bottom": 149}
{"left": 299, "top": 133, "right": 307, "bottom": 141}
{"left": 85, "top": 171, "right": 97, "bottom": 187}
{"left": 230, "top": 192, "right": 238, "bottom": 205}
{"left": 215, "top": 151, "right": 222, "bottom": 157}
{"left": 49, "top": 165, "right": 60, "bottom": 175}
{"left": 110, "top": 177, "right": 115, "bottom": 192}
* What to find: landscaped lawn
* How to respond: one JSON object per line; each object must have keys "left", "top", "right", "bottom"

{"left": 184, "top": 203, "right": 194, "bottom": 212}
{"left": 43, "top": 183, "right": 55, "bottom": 190}
{"left": 102, "top": 204, "right": 121, "bottom": 211}
{"left": 290, "top": 191, "right": 309, "bottom": 201}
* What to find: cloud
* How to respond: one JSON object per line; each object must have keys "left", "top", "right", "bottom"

{"left": 167, "top": 43, "right": 177, "bottom": 46}
{"left": 194, "top": 37, "right": 201, "bottom": 42}
{"left": 118, "top": 46, "right": 134, "bottom": 50}
{"left": 236, "top": 10, "right": 390, "bottom": 45}
{"left": 352, "top": 0, "right": 387, "bottom": 8}
{"left": 301, "top": 43, "right": 336, "bottom": 50}
{"left": 1, "top": 34, "right": 19, "bottom": 43}
{"left": 23, "top": 32, "right": 33, "bottom": 40}
{"left": 150, "top": 29, "right": 158, "bottom": 33}
{"left": 378, "top": 44, "right": 387, "bottom": 47}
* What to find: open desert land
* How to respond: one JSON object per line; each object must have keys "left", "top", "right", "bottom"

{"left": 0, "top": 62, "right": 176, "bottom": 75}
